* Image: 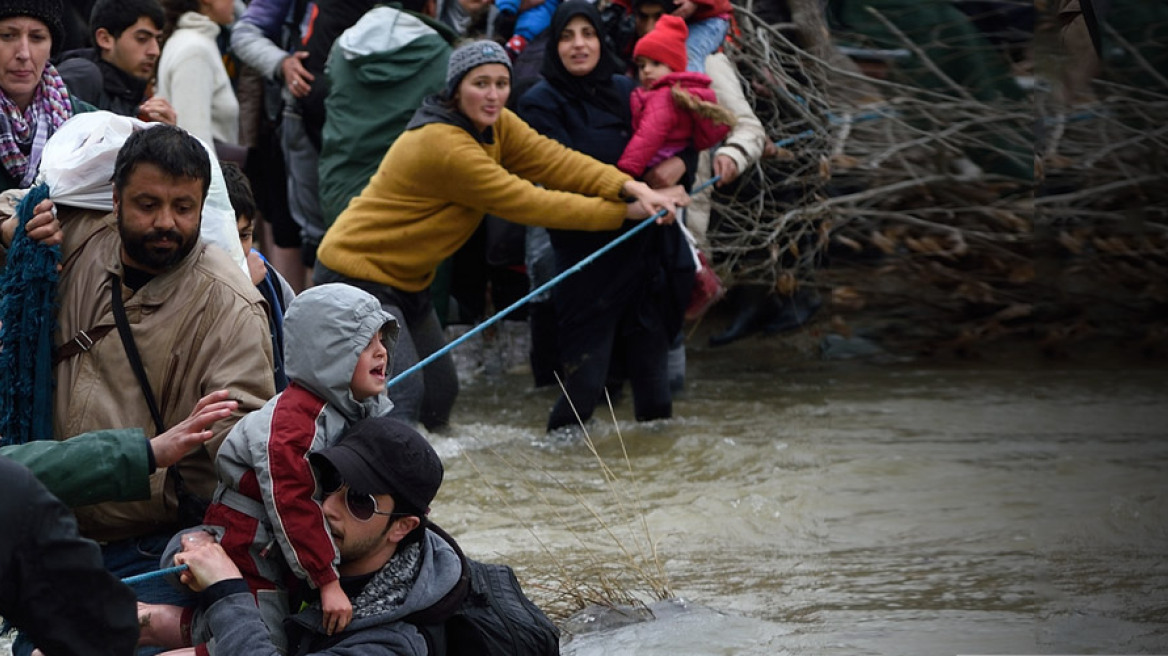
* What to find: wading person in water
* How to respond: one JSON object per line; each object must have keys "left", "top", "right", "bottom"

{"left": 313, "top": 39, "right": 691, "bottom": 432}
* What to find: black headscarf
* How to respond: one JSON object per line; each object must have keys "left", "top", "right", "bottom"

{"left": 540, "top": 0, "right": 628, "bottom": 119}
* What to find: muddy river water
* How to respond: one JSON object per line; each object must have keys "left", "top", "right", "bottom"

{"left": 3, "top": 343, "right": 1165, "bottom": 655}
{"left": 431, "top": 345, "right": 1168, "bottom": 655}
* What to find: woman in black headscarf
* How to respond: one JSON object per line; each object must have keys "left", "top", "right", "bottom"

{"left": 519, "top": 0, "right": 693, "bottom": 432}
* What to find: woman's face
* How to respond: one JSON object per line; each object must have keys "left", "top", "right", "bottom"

{"left": 0, "top": 17, "right": 51, "bottom": 110}
{"left": 456, "top": 63, "right": 510, "bottom": 132}
{"left": 557, "top": 15, "right": 600, "bottom": 78}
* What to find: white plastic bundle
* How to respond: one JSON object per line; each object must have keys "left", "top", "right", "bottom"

{"left": 35, "top": 111, "right": 247, "bottom": 274}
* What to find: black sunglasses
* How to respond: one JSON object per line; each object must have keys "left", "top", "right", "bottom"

{"left": 320, "top": 468, "right": 405, "bottom": 522}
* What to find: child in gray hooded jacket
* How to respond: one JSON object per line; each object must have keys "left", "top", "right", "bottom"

{"left": 138, "top": 283, "right": 398, "bottom": 652}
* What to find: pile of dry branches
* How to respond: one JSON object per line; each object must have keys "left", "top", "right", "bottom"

{"left": 708, "top": 2, "right": 1167, "bottom": 356}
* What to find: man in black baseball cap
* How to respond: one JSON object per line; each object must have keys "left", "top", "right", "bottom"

{"left": 171, "top": 417, "right": 468, "bottom": 653}
{"left": 310, "top": 416, "right": 445, "bottom": 545}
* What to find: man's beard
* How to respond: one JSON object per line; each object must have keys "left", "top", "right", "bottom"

{"left": 117, "top": 208, "right": 198, "bottom": 273}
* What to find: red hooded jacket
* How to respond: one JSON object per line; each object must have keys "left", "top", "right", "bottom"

{"left": 617, "top": 71, "right": 732, "bottom": 177}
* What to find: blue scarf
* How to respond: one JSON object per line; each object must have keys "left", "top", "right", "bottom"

{"left": 0, "top": 183, "right": 59, "bottom": 445}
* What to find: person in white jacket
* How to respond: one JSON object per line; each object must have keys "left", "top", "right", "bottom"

{"left": 155, "top": 0, "right": 239, "bottom": 149}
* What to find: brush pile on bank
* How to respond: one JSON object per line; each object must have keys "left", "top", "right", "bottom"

{"left": 706, "top": 3, "right": 1167, "bottom": 358}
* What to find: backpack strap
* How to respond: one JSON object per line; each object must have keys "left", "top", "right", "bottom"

{"left": 418, "top": 622, "right": 448, "bottom": 656}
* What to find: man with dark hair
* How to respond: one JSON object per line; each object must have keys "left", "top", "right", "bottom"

{"left": 8, "top": 125, "right": 276, "bottom": 634}
{"left": 56, "top": 0, "right": 177, "bottom": 123}
{"left": 150, "top": 416, "right": 469, "bottom": 655}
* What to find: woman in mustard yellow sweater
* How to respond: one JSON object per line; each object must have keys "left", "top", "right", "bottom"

{"left": 314, "top": 40, "right": 688, "bottom": 431}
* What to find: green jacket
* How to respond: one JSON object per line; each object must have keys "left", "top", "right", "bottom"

{"left": 318, "top": 5, "right": 456, "bottom": 227}
{"left": 0, "top": 429, "right": 152, "bottom": 507}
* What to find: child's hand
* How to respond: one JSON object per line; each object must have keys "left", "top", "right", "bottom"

{"left": 644, "top": 156, "right": 686, "bottom": 189}
{"left": 246, "top": 249, "right": 267, "bottom": 286}
{"left": 672, "top": 0, "right": 697, "bottom": 19}
{"left": 320, "top": 580, "right": 353, "bottom": 635}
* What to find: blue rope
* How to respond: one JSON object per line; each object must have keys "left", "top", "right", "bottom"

{"left": 387, "top": 177, "right": 720, "bottom": 390}
{"left": 122, "top": 564, "right": 189, "bottom": 586}
{"left": 0, "top": 183, "right": 59, "bottom": 446}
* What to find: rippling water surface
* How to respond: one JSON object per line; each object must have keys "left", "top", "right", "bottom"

{"left": 430, "top": 350, "right": 1168, "bottom": 655}
{"left": 5, "top": 347, "right": 1164, "bottom": 655}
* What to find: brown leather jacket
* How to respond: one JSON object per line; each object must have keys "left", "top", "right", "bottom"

{"left": 53, "top": 209, "right": 276, "bottom": 542}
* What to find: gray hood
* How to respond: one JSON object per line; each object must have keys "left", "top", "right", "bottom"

{"left": 282, "top": 283, "right": 398, "bottom": 422}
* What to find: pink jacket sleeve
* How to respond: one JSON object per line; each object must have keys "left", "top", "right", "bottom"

{"left": 617, "top": 87, "right": 677, "bottom": 177}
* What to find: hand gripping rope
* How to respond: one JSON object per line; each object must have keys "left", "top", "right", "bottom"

{"left": 385, "top": 175, "right": 722, "bottom": 390}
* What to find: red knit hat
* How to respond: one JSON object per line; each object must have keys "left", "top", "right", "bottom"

{"left": 633, "top": 14, "right": 688, "bottom": 74}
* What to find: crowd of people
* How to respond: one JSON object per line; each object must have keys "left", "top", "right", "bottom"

{"left": 1, "top": 0, "right": 773, "bottom": 434}
{"left": 0, "top": 0, "right": 765, "bottom": 651}
{"left": 0, "top": 0, "right": 1114, "bottom": 653}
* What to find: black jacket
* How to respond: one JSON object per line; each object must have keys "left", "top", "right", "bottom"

{"left": 0, "top": 457, "right": 139, "bottom": 654}
{"left": 57, "top": 48, "right": 150, "bottom": 118}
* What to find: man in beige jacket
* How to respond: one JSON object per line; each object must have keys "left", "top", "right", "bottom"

{"left": 1, "top": 124, "right": 276, "bottom": 625}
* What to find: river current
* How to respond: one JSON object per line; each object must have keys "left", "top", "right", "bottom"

{"left": 430, "top": 344, "right": 1168, "bottom": 655}
{"left": 4, "top": 341, "right": 1164, "bottom": 655}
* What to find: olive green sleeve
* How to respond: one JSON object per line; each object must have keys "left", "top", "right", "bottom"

{"left": 0, "top": 429, "right": 152, "bottom": 507}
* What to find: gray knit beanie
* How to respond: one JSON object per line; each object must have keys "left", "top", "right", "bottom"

{"left": 0, "top": 0, "right": 64, "bottom": 54}
{"left": 446, "top": 40, "right": 512, "bottom": 97}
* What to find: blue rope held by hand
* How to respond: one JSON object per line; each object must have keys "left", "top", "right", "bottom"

{"left": 387, "top": 177, "right": 721, "bottom": 389}
{"left": 0, "top": 183, "right": 60, "bottom": 446}
{"left": 122, "top": 564, "right": 189, "bottom": 586}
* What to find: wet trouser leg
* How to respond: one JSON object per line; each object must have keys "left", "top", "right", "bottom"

{"left": 548, "top": 306, "right": 620, "bottom": 431}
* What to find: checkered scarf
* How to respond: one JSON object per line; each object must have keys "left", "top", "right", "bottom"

{"left": 0, "top": 63, "right": 73, "bottom": 187}
{"left": 351, "top": 540, "right": 423, "bottom": 620}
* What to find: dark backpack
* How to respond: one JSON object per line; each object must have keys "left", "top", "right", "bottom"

{"left": 417, "top": 559, "right": 560, "bottom": 656}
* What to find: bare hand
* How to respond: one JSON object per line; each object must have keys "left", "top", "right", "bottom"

{"left": 2, "top": 199, "right": 63, "bottom": 249}
{"left": 150, "top": 390, "right": 237, "bottom": 468}
{"left": 281, "top": 52, "right": 314, "bottom": 98}
{"left": 174, "top": 543, "right": 241, "bottom": 592}
{"left": 712, "top": 154, "right": 740, "bottom": 186}
{"left": 644, "top": 156, "right": 686, "bottom": 190}
{"left": 671, "top": 0, "right": 697, "bottom": 19}
{"left": 246, "top": 250, "right": 267, "bottom": 286}
{"left": 622, "top": 180, "right": 689, "bottom": 224}
{"left": 320, "top": 580, "right": 353, "bottom": 635}
{"left": 138, "top": 97, "right": 177, "bottom": 125}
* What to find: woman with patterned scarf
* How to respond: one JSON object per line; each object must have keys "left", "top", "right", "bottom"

{"left": 0, "top": 0, "right": 75, "bottom": 192}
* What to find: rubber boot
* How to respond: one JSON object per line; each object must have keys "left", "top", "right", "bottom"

{"left": 708, "top": 284, "right": 780, "bottom": 347}
{"left": 762, "top": 288, "right": 822, "bottom": 335}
